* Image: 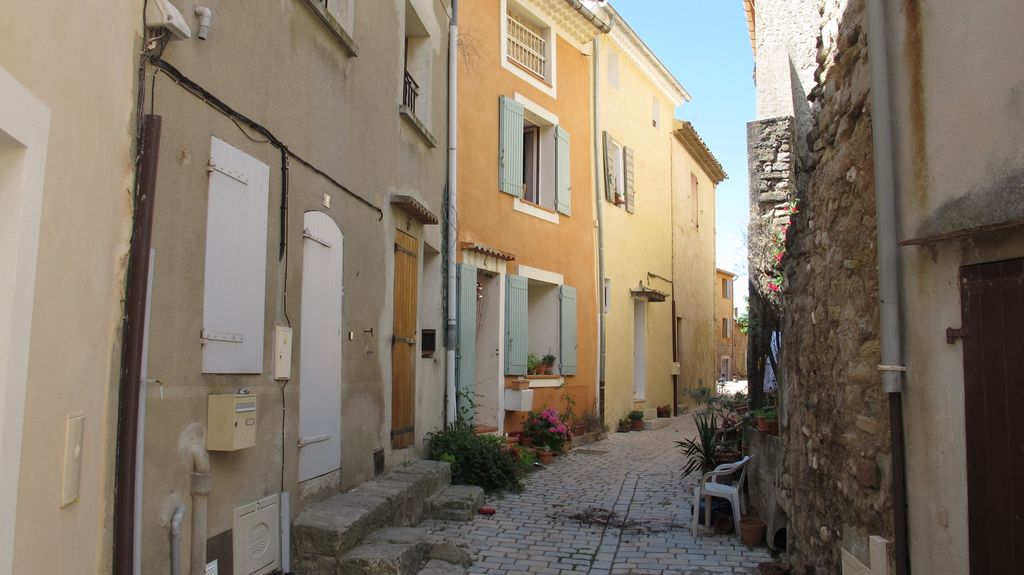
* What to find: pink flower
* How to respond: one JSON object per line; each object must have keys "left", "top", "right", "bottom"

{"left": 768, "top": 282, "right": 781, "bottom": 292}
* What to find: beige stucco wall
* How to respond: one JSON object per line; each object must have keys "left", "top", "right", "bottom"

{"left": 671, "top": 138, "right": 719, "bottom": 401}
{"left": 597, "top": 36, "right": 678, "bottom": 423}
{"left": 0, "top": 2, "right": 141, "bottom": 574}
{"left": 140, "top": 0, "right": 449, "bottom": 572}
{"left": 884, "top": 1, "right": 1024, "bottom": 572}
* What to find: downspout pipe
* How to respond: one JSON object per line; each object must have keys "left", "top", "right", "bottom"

{"left": 444, "top": 0, "right": 458, "bottom": 425}
{"left": 169, "top": 504, "right": 185, "bottom": 575}
{"left": 592, "top": 34, "right": 606, "bottom": 422}
{"left": 190, "top": 444, "right": 212, "bottom": 575}
{"left": 865, "top": 1, "right": 909, "bottom": 573}
{"left": 114, "top": 114, "right": 162, "bottom": 575}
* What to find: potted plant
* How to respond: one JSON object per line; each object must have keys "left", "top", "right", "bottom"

{"left": 537, "top": 446, "right": 555, "bottom": 465}
{"left": 542, "top": 354, "right": 556, "bottom": 375}
{"left": 527, "top": 353, "right": 541, "bottom": 375}
{"left": 677, "top": 411, "right": 719, "bottom": 476}
{"left": 523, "top": 408, "right": 568, "bottom": 453}
{"left": 628, "top": 410, "right": 645, "bottom": 431}
{"left": 617, "top": 418, "right": 631, "bottom": 433}
{"left": 740, "top": 517, "right": 767, "bottom": 546}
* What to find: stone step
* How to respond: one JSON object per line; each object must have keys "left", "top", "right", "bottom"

{"left": 644, "top": 417, "right": 672, "bottom": 430}
{"left": 424, "top": 485, "right": 485, "bottom": 522}
{"left": 336, "top": 528, "right": 471, "bottom": 575}
{"left": 293, "top": 460, "right": 452, "bottom": 567}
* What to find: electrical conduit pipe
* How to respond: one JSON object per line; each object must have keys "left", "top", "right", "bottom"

{"left": 444, "top": 0, "right": 459, "bottom": 424}
{"left": 190, "top": 444, "right": 212, "bottom": 575}
{"left": 169, "top": 504, "right": 185, "bottom": 575}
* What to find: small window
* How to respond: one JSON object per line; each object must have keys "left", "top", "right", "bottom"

{"left": 507, "top": 8, "right": 551, "bottom": 82}
{"left": 723, "top": 317, "right": 728, "bottom": 339}
{"left": 403, "top": 1, "right": 433, "bottom": 132}
{"left": 421, "top": 329, "right": 436, "bottom": 358}
{"left": 523, "top": 124, "right": 540, "bottom": 204}
{"left": 722, "top": 277, "right": 732, "bottom": 299}
{"left": 306, "top": 0, "right": 357, "bottom": 54}
{"left": 608, "top": 49, "right": 619, "bottom": 89}
{"left": 609, "top": 139, "right": 625, "bottom": 204}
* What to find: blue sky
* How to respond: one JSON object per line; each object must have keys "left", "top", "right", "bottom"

{"left": 613, "top": 0, "right": 755, "bottom": 310}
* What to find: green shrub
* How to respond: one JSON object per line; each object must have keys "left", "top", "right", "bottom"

{"left": 426, "top": 421, "right": 522, "bottom": 492}
{"left": 628, "top": 409, "right": 645, "bottom": 421}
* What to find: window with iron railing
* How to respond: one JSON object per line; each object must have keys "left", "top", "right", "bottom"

{"left": 506, "top": 11, "right": 547, "bottom": 80}
{"left": 403, "top": 70, "right": 419, "bottom": 116}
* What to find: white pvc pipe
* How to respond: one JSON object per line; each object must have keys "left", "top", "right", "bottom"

{"left": 169, "top": 504, "right": 185, "bottom": 575}
{"left": 444, "top": 0, "right": 459, "bottom": 425}
{"left": 189, "top": 444, "right": 211, "bottom": 575}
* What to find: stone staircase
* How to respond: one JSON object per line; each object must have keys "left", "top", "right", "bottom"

{"left": 293, "top": 460, "right": 484, "bottom": 575}
{"left": 643, "top": 407, "right": 673, "bottom": 430}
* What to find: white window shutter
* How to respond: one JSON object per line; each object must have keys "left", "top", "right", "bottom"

{"left": 202, "top": 137, "right": 270, "bottom": 374}
{"left": 603, "top": 131, "right": 617, "bottom": 202}
{"left": 555, "top": 125, "right": 571, "bottom": 216}
{"left": 499, "top": 96, "right": 525, "bottom": 197}
{"left": 624, "top": 145, "right": 636, "bottom": 214}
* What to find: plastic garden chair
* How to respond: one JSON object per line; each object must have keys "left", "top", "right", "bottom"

{"left": 690, "top": 455, "right": 752, "bottom": 537}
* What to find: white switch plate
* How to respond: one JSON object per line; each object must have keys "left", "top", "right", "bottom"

{"left": 61, "top": 413, "right": 85, "bottom": 507}
{"left": 274, "top": 326, "right": 293, "bottom": 380}
{"left": 321, "top": 192, "right": 331, "bottom": 208}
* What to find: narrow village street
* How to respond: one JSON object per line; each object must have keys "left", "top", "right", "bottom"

{"left": 422, "top": 417, "right": 772, "bottom": 574}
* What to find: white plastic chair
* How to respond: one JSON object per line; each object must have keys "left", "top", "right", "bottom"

{"left": 690, "top": 455, "right": 752, "bottom": 537}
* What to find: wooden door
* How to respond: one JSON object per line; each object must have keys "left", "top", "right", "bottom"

{"left": 391, "top": 230, "right": 418, "bottom": 449}
{"left": 297, "top": 212, "right": 344, "bottom": 482}
{"left": 962, "top": 257, "right": 1024, "bottom": 573}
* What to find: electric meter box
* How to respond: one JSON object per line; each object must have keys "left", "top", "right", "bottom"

{"left": 207, "top": 394, "right": 258, "bottom": 451}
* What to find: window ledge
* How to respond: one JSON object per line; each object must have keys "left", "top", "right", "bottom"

{"left": 301, "top": 0, "right": 359, "bottom": 57}
{"left": 513, "top": 197, "right": 559, "bottom": 224}
{"left": 526, "top": 375, "right": 564, "bottom": 388}
{"left": 400, "top": 106, "right": 437, "bottom": 149}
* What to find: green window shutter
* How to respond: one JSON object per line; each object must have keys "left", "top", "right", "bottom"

{"left": 499, "top": 96, "right": 524, "bottom": 197}
{"left": 555, "top": 126, "right": 571, "bottom": 215}
{"left": 624, "top": 146, "right": 636, "bottom": 213}
{"left": 456, "top": 264, "right": 477, "bottom": 416}
{"left": 505, "top": 274, "right": 528, "bottom": 375}
{"left": 559, "top": 285, "right": 577, "bottom": 375}
{"left": 603, "top": 131, "right": 617, "bottom": 202}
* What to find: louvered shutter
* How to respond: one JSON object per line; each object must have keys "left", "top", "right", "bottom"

{"left": 624, "top": 145, "right": 636, "bottom": 213}
{"left": 603, "top": 131, "right": 617, "bottom": 202}
{"left": 555, "top": 126, "right": 571, "bottom": 215}
{"left": 504, "top": 274, "right": 528, "bottom": 375}
{"left": 499, "top": 96, "right": 524, "bottom": 197}
{"left": 202, "top": 137, "right": 270, "bottom": 374}
{"left": 456, "top": 264, "right": 477, "bottom": 415}
{"left": 559, "top": 285, "right": 577, "bottom": 375}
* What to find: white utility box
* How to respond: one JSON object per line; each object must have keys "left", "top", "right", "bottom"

{"left": 207, "top": 394, "right": 258, "bottom": 451}
{"left": 273, "top": 326, "right": 293, "bottom": 380}
{"left": 670, "top": 361, "right": 681, "bottom": 375}
{"left": 233, "top": 494, "right": 280, "bottom": 575}
{"left": 504, "top": 388, "right": 534, "bottom": 412}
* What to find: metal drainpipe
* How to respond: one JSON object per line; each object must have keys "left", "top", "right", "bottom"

{"left": 865, "top": 0, "right": 909, "bottom": 573}
{"left": 592, "top": 34, "right": 606, "bottom": 422}
{"left": 444, "top": 0, "right": 459, "bottom": 424}
{"left": 114, "top": 114, "right": 162, "bottom": 575}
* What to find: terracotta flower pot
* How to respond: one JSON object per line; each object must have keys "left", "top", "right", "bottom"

{"left": 768, "top": 420, "right": 779, "bottom": 435}
{"left": 756, "top": 416, "right": 768, "bottom": 431}
{"left": 521, "top": 435, "right": 534, "bottom": 448}
{"left": 740, "top": 518, "right": 766, "bottom": 546}
{"left": 538, "top": 450, "right": 555, "bottom": 465}
{"left": 630, "top": 420, "right": 645, "bottom": 431}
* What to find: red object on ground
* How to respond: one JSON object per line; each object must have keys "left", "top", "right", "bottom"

{"left": 478, "top": 506, "right": 496, "bottom": 515}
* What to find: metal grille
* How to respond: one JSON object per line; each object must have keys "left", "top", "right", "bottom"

{"left": 403, "top": 70, "right": 419, "bottom": 115}
{"left": 507, "top": 11, "right": 547, "bottom": 79}
{"left": 373, "top": 448, "right": 385, "bottom": 477}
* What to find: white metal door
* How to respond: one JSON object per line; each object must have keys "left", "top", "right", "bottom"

{"left": 298, "top": 211, "right": 344, "bottom": 482}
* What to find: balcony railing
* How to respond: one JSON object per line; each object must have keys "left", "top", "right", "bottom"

{"left": 506, "top": 12, "right": 547, "bottom": 79}
{"left": 403, "top": 70, "right": 419, "bottom": 115}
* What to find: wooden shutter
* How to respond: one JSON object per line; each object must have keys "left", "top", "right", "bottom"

{"left": 505, "top": 274, "right": 528, "bottom": 375}
{"left": 499, "top": 96, "right": 524, "bottom": 197}
{"left": 456, "top": 264, "right": 477, "bottom": 416}
{"left": 603, "top": 131, "right": 617, "bottom": 202}
{"left": 624, "top": 145, "right": 636, "bottom": 213}
{"left": 202, "top": 137, "right": 270, "bottom": 374}
{"left": 559, "top": 285, "right": 577, "bottom": 375}
{"left": 555, "top": 125, "right": 571, "bottom": 216}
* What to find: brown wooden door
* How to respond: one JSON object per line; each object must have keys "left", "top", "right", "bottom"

{"left": 391, "top": 230, "right": 419, "bottom": 449}
{"left": 962, "top": 257, "right": 1024, "bottom": 573}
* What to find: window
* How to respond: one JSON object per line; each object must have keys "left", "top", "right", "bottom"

{"left": 504, "top": 275, "right": 577, "bottom": 378}
{"left": 501, "top": 0, "right": 557, "bottom": 96}
{"left": 304, "top": 0, "right": 357, "bottom": 55}
{"left": 603, "top": 131, "right": 635, "bottom": 213}
{"left": 723, "top": 318, "right": 728, "bottom": 339}
{"left": 722, "top": 277, "right": 731, "bottom": 299}
{"left": 499, "top": 95, "right": 571, "bottom": 216}
{"left": 608, "top": 49, "right": 619, "bottom": 89}
{"left": 401, "top": 0, "right": 436, "bottom": 146}
{"left": 721, "top": 356, "right": 731, "bottom": 379}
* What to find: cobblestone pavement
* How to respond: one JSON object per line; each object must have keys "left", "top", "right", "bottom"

{"left": 421, "top": 416, "right": 774, "bottom": 574}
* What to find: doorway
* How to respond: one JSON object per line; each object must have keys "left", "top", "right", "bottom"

{"left": 391, "top": 230, "right": 418, "bottom": 449}
{"left": 297, "top": 212, "right": 344, "bottom": 482}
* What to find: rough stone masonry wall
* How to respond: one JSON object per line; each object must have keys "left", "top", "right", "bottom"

{"left": 780, "top": 0, "right": 893, "bottom": 572}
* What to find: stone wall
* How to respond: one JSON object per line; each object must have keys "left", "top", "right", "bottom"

{"left": 779, "top": 0, "right": 893, "bottom": 571}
